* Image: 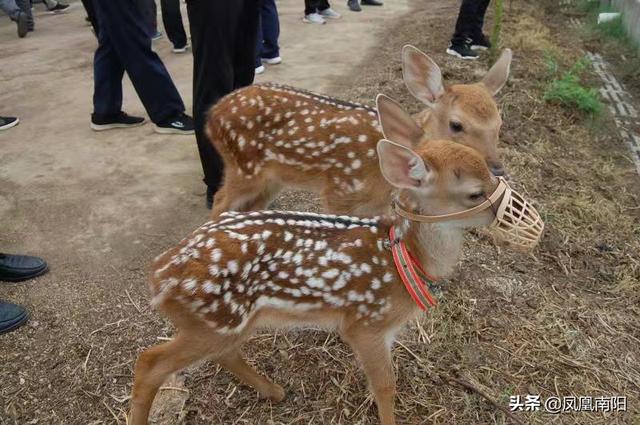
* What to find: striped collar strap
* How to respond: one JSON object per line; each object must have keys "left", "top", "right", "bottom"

{"left": 389, "top": 226, "right": 437, "bottom": 311}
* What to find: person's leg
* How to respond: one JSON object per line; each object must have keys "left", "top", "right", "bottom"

{"left": 81, "top": 0, "right": 100, "bottom": 36}
{"left": 92, "top": 17, "right": 125, "bottom": 117}
{"left": 260, "top": 0, "right": 280, "bottom": 60}
{"left": 234, "top": 0, "right": 260, "bottom": 89}
{"left": 0, "top": 0, "right": 20, "bottom": 18}
{"left": 451, "top": 0, "right": 477, "bottom": 45}
{"left": 474, "top": 0, "right": 491, "bottom": 38}
{"left": 318, "top": 0, "right": 330, "bottom": 11}
{"left": 96, "top": 0, "right": 185, "bottom": 123}
{"left": 255, "top": 12, "right": 263, "bottom": 69}
{"left": 14, "top": 0, "right": 33, "bottom": 31}
{"left": 188, "top": 0, "right": 259, "bottom": 201}
{"left": 160, "top": 0, "right": 187, "bottom": 49}
{"left": 304, "top": 0, "right": 317, "bottom": 15}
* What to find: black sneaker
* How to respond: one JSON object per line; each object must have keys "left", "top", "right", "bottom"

{"left": 361, "top": 0, "right": 383, "bottom": 5}
{"left": 91, "top": 111, "right": 146, "bottom": 131}
{"left": 155, "top": 113, "right": 195, "bottom": 135}
{"left": 471, "top": 34, "right": 491, "bottom": 51}
{"left": 15, "top": 11, "right": 28, "bottom": 38}
{"left": 0, "top": 116, "right": 20, "bottom": 131}
{"left": 48, "top": 3, "right": 70, "bottom": 13}
{"left": 446, "top": 41, "right": 479, "bottom": 60}
{"left": 347, "top": 0, "right": 362, "bottom": 11}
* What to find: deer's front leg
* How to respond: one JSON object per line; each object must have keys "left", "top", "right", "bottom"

{"left": 341, "top": 327, "right": 397, "bottom": 425}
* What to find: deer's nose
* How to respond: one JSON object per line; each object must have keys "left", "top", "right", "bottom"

{"left": 489, "top": 163, "right": 505, "bottom": 177}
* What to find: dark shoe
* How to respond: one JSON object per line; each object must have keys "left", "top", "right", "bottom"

{"left": 48, "top": 3, "right": 70, "bottom": 13}
{"left": 347, "top": 0, "right": 362, "bottom": 11}
{"left": 0, "top": 300, "right": 29, "bottom": 334}
{"left": 16, "top": 11, "right": 28, "bottom": 38}
{"left": 206, "top": 187, "right": 214, "bottom": 210}
{"left": 471, "top": 34, "right": 491, "bottom": 51}
{"left": 0, "top": 116, "right": 20, "bottom": 131}
{"left": 361, "top": 0, "right": 383, "bottom": 5}
{"left": 155, "top": 113, "right": 195, "bottom": 135}
{"left": 446, "top": 41, "right": 479, "bottom": 60}
{"left": 152, "top": 31, "right": 164, "bottom": 41}
{"left": 91, "top": 111, "right": 146, "bottom": 131}
{"left": 0, "top": 253, "right": 49, "bottom": 282}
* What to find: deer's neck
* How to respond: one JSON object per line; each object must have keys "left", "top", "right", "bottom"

{"left": 397, "top": 219, "right": 465, "bottom": 279}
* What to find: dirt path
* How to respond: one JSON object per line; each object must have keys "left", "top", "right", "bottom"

{"left": 0, "top": 0, "right": 413, "bottom": 423}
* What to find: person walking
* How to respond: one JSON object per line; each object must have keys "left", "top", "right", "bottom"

{"left": 90, "top": 0, "right": 194, "bottom": 134}
{"left": 303, "top": 0, "right": 340, "bottom": 25}
{"left": 446, "top": 0, "right": 492, "bottom": 59}
{"left": 186, "top": 0, "right": 260, "bottom": 208}
{"left": 255, "top": 0, "right": 281, "bottom": 75}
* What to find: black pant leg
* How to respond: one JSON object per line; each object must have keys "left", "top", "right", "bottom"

{"left": 451, "top": 0, "right": 477, "bottom": 44}
{"left": 318, "top": 0, "right": 330, "bottom": 11}
{"left": 188, "top": 0, "right": 257, "bottom": 191}
{"left": 304, "top": 0, "right": 318, "bottom": 15}
{"left": 234, "top": 0, "right": 260, "bottom": 89}
{"left": 474, "top": 0, "right": 491, "bottom": 38}
{"left": 160, "top": 0, "right": 187, "bottom": 48}
{"left": 81, "top": 0, "right": 100, "bottom": 36}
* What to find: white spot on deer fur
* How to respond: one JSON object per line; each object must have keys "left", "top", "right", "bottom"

{"left": 367, "top": 149, "right": 376, "bottom": 158}
{"left": 227, "top": 260, "right": 239, "bottom": 274}
{"left": 383, "top": 272, "right": 393, "bottom": 283}
{"left": 322, "top": 268, "right": 340, "bottom": 279}
{"left": 307, "top": 277, "right": 325, "bottom": 288}
{"left": 352, "top": 160, "right": 362, "bottom": 169}
{"left": 358, "top": 134, "right": 368, "bottom": 142}
{"left": 284, "top": 231, "right": 294, "bottom": 242}
{"left": 278, "top": 271, "right": 289, "bottom": 279}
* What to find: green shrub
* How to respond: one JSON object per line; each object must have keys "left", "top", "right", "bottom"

{"left": 542, "top": 58, "right": 603, "bottom": 115}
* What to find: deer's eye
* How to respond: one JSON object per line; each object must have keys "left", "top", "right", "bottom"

{"left": 450, "top": 121, "right": 463, "bottom": 133}
{"left": 468, "top": 193, "right": 484, "bottom": 202}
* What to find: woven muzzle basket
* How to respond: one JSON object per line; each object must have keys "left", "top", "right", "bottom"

{"left": 490, "top": 185, "right": 544, "bottom": 252}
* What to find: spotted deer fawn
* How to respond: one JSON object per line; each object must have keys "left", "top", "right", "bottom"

{"left": 129, "top": 93, "right": 544, "bottom": 425}
{"left": 207, "top": 46, "right": 512, "bottom": 218}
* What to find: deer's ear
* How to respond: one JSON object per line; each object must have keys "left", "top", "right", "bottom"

{"left": 402, "top": 45, "right": 445, "bottom": 106}
{"left": 376, "top": 94, "right": 424, "bottom": 148}
{"left": 481, "top": 48, "right": 512, "bottom": 95}
{"left": 377, "top": 139, "right": 432, "bottom": 189}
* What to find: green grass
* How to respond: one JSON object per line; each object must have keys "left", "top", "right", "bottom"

{"left": 542, "top": 55, "right": 603, "bottom": 115}
{"left": 576, "top": 0, "right": 638, "bottom": 49}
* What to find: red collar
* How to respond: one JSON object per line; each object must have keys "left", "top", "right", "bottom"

{"left": 389, "top": 226, "right": 438, "bottom": 311}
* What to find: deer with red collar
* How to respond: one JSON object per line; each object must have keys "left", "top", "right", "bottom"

{"left": 207, "top": 46, "right": 512, "bottom": 218}
{"left": 130, "top": 97, "right": 543, "bottom": 425}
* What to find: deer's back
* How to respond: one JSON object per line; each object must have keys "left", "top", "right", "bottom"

{"left": 149, "top": 211, "right": 412, "bottom": 334}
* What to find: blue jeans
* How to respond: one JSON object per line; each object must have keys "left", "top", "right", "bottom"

{"left": 255, "top": 0, "right": 280, "bottom": 67}
{"left": 0, "top": 0, "right": 33, "bottom": 29}
{"left": 92, "top": 0, "right": 185, "bottom": 123}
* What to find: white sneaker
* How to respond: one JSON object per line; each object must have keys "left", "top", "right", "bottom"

{"left": 262, "top": 56, "right": 282, "bottom": 65}
{"left": 255, "top": 65, "right": 265, "bottom": 75}
{"left": 173, "top": 44, "right": 189, "bottom": 53}
{"left": 318, "top": 8, "right": 341, "bottom": 19}
{"left": 303, "top": 13, "right": 326, "bottom": 24}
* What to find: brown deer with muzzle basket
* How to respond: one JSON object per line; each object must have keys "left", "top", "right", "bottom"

{"left": 206, "top": 46, "right": 512, "bottom": 218}
{"left": 130, "top": 94, "right": 543, "bottom": 425}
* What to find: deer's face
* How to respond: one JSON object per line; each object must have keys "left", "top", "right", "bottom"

{"left": 427, "top": 84, "right": 503, "bottom": 177}
{"left": 378, "top": 139, "right": 500, "bottom": 229}
{"left": 401, "top": 45, "right": 512, "bottom": 177}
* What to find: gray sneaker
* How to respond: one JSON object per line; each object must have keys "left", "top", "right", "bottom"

{"left": 16, "top": 11, "right": 28, "bottom": 38}
{"left": 318, "top": 8, "right": 341, "bottom": 19}
{"left": 303, "top": 12, "right": 326, "bottom": 24}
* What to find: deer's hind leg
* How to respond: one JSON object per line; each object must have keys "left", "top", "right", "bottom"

{"left": 130, "top": 331, "right": 239, "bottom": 425}
{"left": 217, "top": 349, "right": 285, "bottom": 402}
{"left": 212, "top": 170, "right": 282, "bottom": 219}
